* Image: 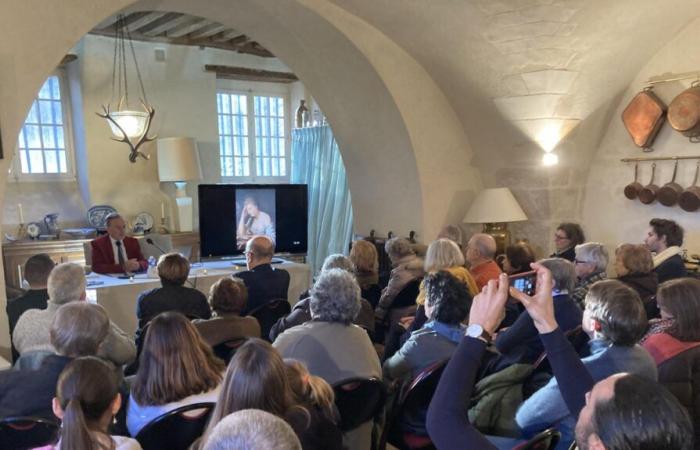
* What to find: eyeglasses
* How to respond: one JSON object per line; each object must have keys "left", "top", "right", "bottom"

{"left": 574, "top": 259, "right": 591, "bottom": 265}
{"left": 554, "top": 234, "right": 570, "bottom": 240}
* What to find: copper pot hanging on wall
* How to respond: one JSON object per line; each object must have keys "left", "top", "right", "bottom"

{"left": 624, "top": 163, "right": 644, "bottom": 199}
{"left": 658, "top": 161, "right": 683, "bottom": 206}
{"left": 680, "top": 163, "right": 700, "bottom": 212}
{"left": 621, "top": 88, "right": 667, "bottom": 150}
{"left": 638, "top": 163, "right": 659, "bottom": 204}
{"left": 668, "top": 81, "right": 700, "bottom": 138}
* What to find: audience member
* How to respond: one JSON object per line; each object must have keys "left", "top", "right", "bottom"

{"left": 201, "top": 409, "right": 302, "bottom": 450}
{"left": 551, "top": 223, "right": 585, "bottom": 262}
{"left": 6, "top": 253, "right": 54, "bottom": 361}
{"left": 91, "top": 213, "right": 147, "bottom": 274}
{"left": 197, "top": 339, "right": 342, "bottom": 450}
{"left": 488, "top": 258, "right": 582, "bottom": 374}
{"left": 135, "top": 253, "right": 211, "bottom": 345}
{"left": 436, "top": 224, "right": 464, "bottom": 248}
{"left": 375, "top": 237, "right": 424, "bottom": 322}
{"left": 516, "top": 280, "right": 656, "bottom": 447}
{"left": 502, "top": 242, "right": 536, "bottom": 275}
{"left": 466, "top": 233, "right": 502, "bottom": 290}
{"left": 35, "top": 357, "right": 141, "bottom": 450}
{"left": 237, "top": 235, "right": 290, "bottom": 314}
{"left": 571, "top": 243, "right": 608, "bottom": 309}
{"left": 0, "top": 302, "right": 109, "bottom": 421}
{"left": 349, "top": 240, "right": 382, "bottom": 308}
{"left": 639, "top": 278, "right": 700, "bottom": 446}
{"left": 269, "top": 254, "right": 374, "bottom": 341}
{"left": 13, "top": 262, "right": 135, "bottom": 366}
{"left": 194, "top": 277, "right": 261, "bottom": 350}
{"left": 645, "top": 218, "right": 687, "bottom": 283}
{"left": 426, "top": 266, "right": 693, "bottom": 450}
{"left": 614, "top": 243, "right": 659, "bottom": 319}
{"left": 384, "top": 271, "right": 471, "bottom": 381}
{"left": 273, "top": 269, "right": 381, "bottom": 450}
{"left": 127, "top": 312, "right": 225, "bottom": 436}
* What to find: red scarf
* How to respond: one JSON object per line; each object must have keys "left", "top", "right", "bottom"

{"left": 642, "top": 332, "right": 700, "bottom": 366}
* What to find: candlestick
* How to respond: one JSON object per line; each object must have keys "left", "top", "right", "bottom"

{"left": 18, "top": 203, "right": 24, "bottom": 224}
{"left": 161, "top": 202, "right": 165, "bottom": 220}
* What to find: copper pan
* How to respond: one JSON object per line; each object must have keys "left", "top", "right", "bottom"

{"left": 639, "top": 163, "right": 659, "bottom": 205}
{"left": 680, "top": 163, "right": 700, "bottom": 212}
{"left": 624, "top": 163, "right": 644, "bottom": 200}
{"left": 668, "top": 81, "right": 700, "bottom": 138}
{"left": 658, "top": 161, "right": 683, "bottom": 206}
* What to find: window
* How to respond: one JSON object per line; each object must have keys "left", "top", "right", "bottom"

{"left": 217, "top": 90, "right": 288, "bottom": 181}
{"left": 14, "top": 73, "right": 75, "bottom": 180}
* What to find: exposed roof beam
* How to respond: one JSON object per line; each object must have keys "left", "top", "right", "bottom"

{"left": 134, "top": 12, "right": 183, "bottom": 35}
{"left": 188, "top": 23, "right": 226, "bottom": 39}
{"left": 205, "top": 65, "right": 298, "bottom": 83}
{"left": 142, "top": 14, "right": 193, "bottom": 37}
{"left": 165, "top": 17, "right": 209, "bottom": 38}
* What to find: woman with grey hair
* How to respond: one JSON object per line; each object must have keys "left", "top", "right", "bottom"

{"left": 202, "top": 409, "right": 302, "bottom": 450}
{"left": 269, "top": 255, "right": 375, "bottom": 341}
{"left": 273, "top": 268, "right": 381, "bottom": 450}
{"left": 375, "top": 238, "right": 425, "bottom": 323}
{"left": 571, "top": 242, "right": 609, "bottom": 309}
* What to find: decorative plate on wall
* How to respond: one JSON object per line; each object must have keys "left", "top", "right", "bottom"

{"left": 132, "top": 212, "right": 154, "bottom": 234}
{"left": 87, "top": 205, "right": 117, "bottom": 231}
{"left": 26, "top": 222, "right": 41, "bottom": 239}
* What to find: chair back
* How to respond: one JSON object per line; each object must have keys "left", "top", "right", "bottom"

{"left": 333, "top": 377, "right": 386, "bottom": 432}
{"left": 135, "top": 402, "right": 215, "bottom": 450}
{"left": 512, "top": 428, "right": 561, "bottom": 450}
{"left": 83, "top": 241, "right": 93, "bottom": 266}
{"left": 248, "top": 299, "right": 291, "bottom": 342}
{"left": 399, "top": 359, "right": 448, "bottom": 413}
{"left": 0, "top": 416, "right": 60, "bottom": 450}
{"left": 392, "top": 278, "right": 422, "bottom": 309}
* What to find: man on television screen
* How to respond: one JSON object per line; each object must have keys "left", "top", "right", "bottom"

{"left": 237, "top": 196, "right": 276, "bottom": 250}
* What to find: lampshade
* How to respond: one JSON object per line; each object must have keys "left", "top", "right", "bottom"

{"left": 463, "top": 187, "right": 527, "bottom": 223}
{"left": 108, "top": 110, "right": 150, "bottom": 139}
{"left": 157, "top": 137, "right": 202, "bottom": 182}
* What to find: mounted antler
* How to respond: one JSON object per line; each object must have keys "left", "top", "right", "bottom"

{"left": 96, "top": 102, "right": 157, "bottom": 163}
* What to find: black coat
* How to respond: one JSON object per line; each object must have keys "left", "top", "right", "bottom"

{"left": 618, "top": 272, "right": 659, "bottom": 319}
{"left": 655, "top": 254, "right": 687, "bottom": 284}
{"left": 237, "top": 263, "right": 290, "bottom": 315}
{"left": 657, "top": 345, "right": 700, "bottom": 450}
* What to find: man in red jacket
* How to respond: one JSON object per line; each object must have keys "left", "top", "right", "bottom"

{"left": 91, "top": 213, "right": 147, "bottom": 274}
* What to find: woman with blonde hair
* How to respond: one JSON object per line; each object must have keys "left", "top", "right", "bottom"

{"left": 127, "top": 312, "right": 225, "bottom": 436}
{"left": 615, "top": 243, "right": 659, "bottom": 319}
{"left": 349, "top": 240, "right": 381, "bottom": 308}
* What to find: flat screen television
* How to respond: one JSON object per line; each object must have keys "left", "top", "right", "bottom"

{"left": 198, "top": 184, "right": 308, "bottom": 257}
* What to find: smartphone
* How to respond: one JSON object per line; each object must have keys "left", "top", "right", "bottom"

{"left": 509, "top": 270, "right": 537, "bottom": 296}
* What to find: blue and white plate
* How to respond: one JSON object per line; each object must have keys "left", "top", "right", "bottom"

{"left": 87, "top": 205, "right": 117, "bottom": 230}
{"left": 133, "top": 212, "right": 155, "bottom": 233}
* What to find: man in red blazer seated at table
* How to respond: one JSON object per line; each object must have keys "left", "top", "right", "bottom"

{"left": 91, "top": 213, "right": 148, "bottom": 274}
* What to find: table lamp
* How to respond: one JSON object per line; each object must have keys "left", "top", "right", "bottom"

{"left": 463, "top": 187, "right": 527, "bottom": 254}
{"left": 157, "top": 137, "right": 202, "bottom": 232}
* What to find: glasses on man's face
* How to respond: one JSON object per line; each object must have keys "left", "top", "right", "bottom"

{"left": 574, "top": 259, "right": 591, "bottom": 265}
{"left": 554, "top": 234, "right": 570, "bottom": 241}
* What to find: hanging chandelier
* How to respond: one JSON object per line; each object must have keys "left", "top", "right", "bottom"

{"left": 96, "top": 14, "right": 156, "bottom": 163}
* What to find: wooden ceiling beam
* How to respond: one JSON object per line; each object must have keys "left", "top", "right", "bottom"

{"left": 165, "top": 18, "right": 209, "bottom": 38}
{"left": 237, "top": 42, "right": 274, "bottom": 58}
{"left": 133, "top": 12, "right": 183, "bottom": 35}
{"left": 188, "top": 23, "right": 226, "bottom": 39}
{"left": 100, "top": 12, "right": 170, "bottom": 34}
{"left": 205, "top": 65, "right": 297, "bottom": 83}
{"left": 142, "top": 14, "right": 193, "bottom": 37}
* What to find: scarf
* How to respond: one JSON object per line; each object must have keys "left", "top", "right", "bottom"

{"left": 652, "top": 246, "right": 682, "bottom": 268}
{"left": 424, "top": 320, "right": 466, "bottom": 344}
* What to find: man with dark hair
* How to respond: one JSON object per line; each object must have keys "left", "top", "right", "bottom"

{"left": 516, "top": 280, "right": 657, "bottom": 446}
{"left": 237, "top": 235, "right": 290, "bottom": 314}
{"left": 5, "top": 253, "right": 54, "bottom": 361}
{"left": 645, "top": 218, "right": 686, "bottom": 283}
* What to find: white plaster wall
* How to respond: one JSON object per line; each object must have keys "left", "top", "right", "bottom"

{"left": 583, "top": 15, "right": 700, "bottom": 258}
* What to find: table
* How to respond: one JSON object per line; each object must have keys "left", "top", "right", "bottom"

{"left": 86, "top": 260, "right": 311, "bottom": 336}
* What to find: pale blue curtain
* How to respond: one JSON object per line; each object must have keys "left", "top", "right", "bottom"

{"left": 291, "top": 126, "right": 353, "bottom": 274}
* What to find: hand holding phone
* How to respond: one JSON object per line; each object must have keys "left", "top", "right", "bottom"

{"left": 508, "top": 270, "right": 537, "bottom": 296}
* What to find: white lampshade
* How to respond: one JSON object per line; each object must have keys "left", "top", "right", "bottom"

{"left": 463, "top": 187, "right": 528, "bottom": 223}
{"left": 157, "top": 137, "right": 202, "bottom": 182}
{"left": 108, "top": 110, "right": 150, "bottom": 138}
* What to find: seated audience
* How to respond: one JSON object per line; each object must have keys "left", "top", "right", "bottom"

{"left": 35, "top": 356, "right": 142, "bottom": 450}
{"left": 237, "top": 235, "right": 290, "bottom": 314}
{"left": 640, "top": 278, "right": 700, "bottom": 445}
{"left": 136, "top": 252, "right": 211, "bottom": 346}
{"left": 645, "top": 218, "right": 687, "bottom": 283}
{"left": 273, "top": 269, "right": 381, "bottom": 450}
{"left": 488, "top": 258, "right": 582, "bottom": 374}
{"left": 269, "top": 254, "right": 374, "bottom": 341}
{"left": 571, "top": 242, "right": 608, "bottom": 309}
{"left": 502, "top": 242, "right": 536, "bottom": 275}
{"left": 384, "top": 271, "right": 471, "bottom": 381}
{"left": 614, "top": 243, "right": 659, "bottom": 319}
{"left": 516, "top": 280, "right": 657, "bottom": 447}
{"left": 6, "top": 253, "right": 54, "bottom": 361}
{"left": 0, "top": 302, "right": 109, "bottom": 421}
{"left": 200, "top": 409, "right": 302, "bottom": 450}
{"left": 375, "top": 237, "right": 425, "bottom": 322}
{"left": 91, "top": 213, "right": 147, "bottom": 274}
{"left": 551, "top": 222, "right": 585, "bottom": 262}
{"left": 196, "top": 339, "right": 342, "bottom": 450}
{"left": 466, "top": 233, "right": 502, "bottom": 290}
{"left": 426, "top": 267, "right": 694, "bottom": 450}
{"left": 284, "top": 359, "right": 344, "bottom": 449}
{"left": 13, "top": 262, "right": 135, "bottom": 366}
{"left": 349, "top": 240, "right": 382, "bottom": 308}
{"left": 194, "top": 277, "right": 261, "bottom": 349}
{"left": 127, "top": 312, "right": 225, "bottom": 436}
{"left": 436, "top": 224, "right": 464, "bottom": 248}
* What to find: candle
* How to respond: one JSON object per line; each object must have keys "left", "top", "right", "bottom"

{"left": 161, "top": 202, "right": 165, "bottom": 220}
{"left": 18, "top": 203, "right": 24, "bottom": 224}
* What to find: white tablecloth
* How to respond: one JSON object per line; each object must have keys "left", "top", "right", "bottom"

{"left": 85, "top": 260, "right": 311, "bottom": 336}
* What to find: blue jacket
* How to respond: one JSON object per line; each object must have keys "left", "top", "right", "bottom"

{"left": 515, "top": 339, "right": 658, "bottom": 448}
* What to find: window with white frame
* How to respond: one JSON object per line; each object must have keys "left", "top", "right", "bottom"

{"left": 217, "top": 89, "right": 288, "bottom": 181}
{"left": 14, "top": 73, "right": 75, "bottom": 179}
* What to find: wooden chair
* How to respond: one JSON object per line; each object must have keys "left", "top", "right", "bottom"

{"left": 332, "top": 377, "right": 386, "bottom": 432}
{"left": 135, "top": 402, "right": 215, "bottom": 450}
{"left": 248, "top": 299, "right": 291, "bottom": 342}
{"left": 0, "top": 416, "right": 60, "bottom": 450}
{"left": 513, "top": 428, "right": 561, "bottom": 450}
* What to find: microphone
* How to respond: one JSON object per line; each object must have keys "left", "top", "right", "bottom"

{"left": 146, "top": 237, "right": 168, "bottom": 255}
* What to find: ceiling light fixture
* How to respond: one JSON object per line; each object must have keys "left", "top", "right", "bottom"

{"left": 542, "top": 152, "right": 559, "bottom": 166}
{"left": 96, "top": 14, "right": 156, "bottom": 163}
